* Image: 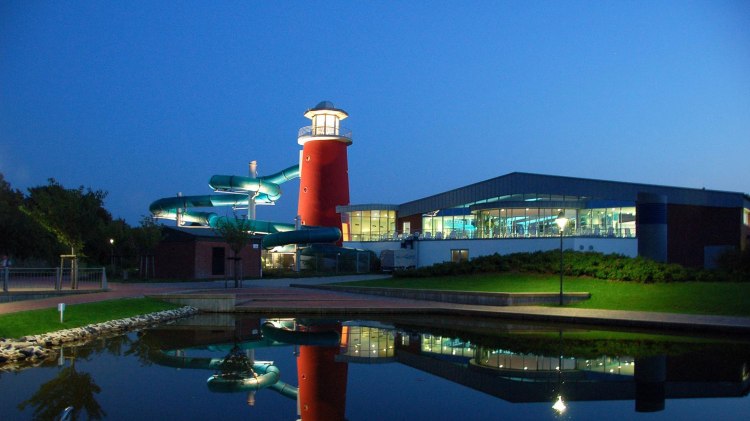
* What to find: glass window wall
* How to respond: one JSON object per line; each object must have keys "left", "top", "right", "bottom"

{"left": 341, "top": 209, "right": 397, "bottom": 241}
{"left": 475, "top": 206, "right": 636, "bottom": 238}
{"left": 422, "top": 209, "right": 476, "bottom": 239}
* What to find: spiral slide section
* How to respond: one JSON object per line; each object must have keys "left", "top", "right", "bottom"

{"left": 149, "top": 164, "right": 340, "bottom": 248}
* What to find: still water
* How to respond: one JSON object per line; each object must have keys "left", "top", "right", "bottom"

{"left": 0, "top": 313, "right": 748, "bottom": 420}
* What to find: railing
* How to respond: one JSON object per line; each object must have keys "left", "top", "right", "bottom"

{"left": 2, "top": 267, "right": 108, "bottom": 292}
{"left": 344, "top": 228, "right": 636, "bottom": 242}
{"left": 297, "top": 125, "right": 353, "bottom": 140}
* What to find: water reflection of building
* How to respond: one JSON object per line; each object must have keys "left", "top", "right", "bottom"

{"left": 336, "top": 324, "right": 750, "bottom": 413}
{"left": 337, "top": 323, "right": 397, "bottom": 363}
{"left": 146, "top": 316, "right": 749, "bottom": 417}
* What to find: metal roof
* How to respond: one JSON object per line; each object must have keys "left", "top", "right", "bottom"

{"left": 397, "top": 172, "right": 747, "bottom": 217}
{"left": 336, "top": 204, "right": 400, "bottom": 212}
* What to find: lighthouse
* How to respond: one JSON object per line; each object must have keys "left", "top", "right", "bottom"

{"left": 297, "top": 101, "right": 352, "bottom": 231}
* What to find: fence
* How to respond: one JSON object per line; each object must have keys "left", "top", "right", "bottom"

{"left": 2, "top": 267, "right": 108, "bottom": 292}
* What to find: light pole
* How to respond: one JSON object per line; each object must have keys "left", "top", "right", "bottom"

{"left": 555, "top": 211, "right": 568, "bottom": 306}
{"left": 109, "top": 238, "right": 115, "bottom": 272}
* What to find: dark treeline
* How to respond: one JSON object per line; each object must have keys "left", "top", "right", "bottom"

{"left": 0, "top": 173, "right": 160, "bottom": 273}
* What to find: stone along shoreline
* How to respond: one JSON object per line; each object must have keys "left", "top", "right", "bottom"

{"left": 0, "top": 306, "right": 199, "bottom": 369}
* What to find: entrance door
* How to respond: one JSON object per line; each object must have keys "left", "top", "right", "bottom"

{"left": 212, "top": 247, "right": 225, "bottom": 276}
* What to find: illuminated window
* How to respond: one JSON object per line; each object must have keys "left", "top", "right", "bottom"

{"left": 451, "top": 249, "right": 469, "bottom": 263}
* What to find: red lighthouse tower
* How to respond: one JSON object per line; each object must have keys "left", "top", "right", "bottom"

{"left": 297, "top": 101, "right": 352, "bottom": 231}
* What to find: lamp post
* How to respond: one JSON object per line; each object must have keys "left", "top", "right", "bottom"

{"left": 555, "top": 211, "right": 568, "bottom": 306}
{"left": 109, "top": 238, "right": 115, "bottom": 272}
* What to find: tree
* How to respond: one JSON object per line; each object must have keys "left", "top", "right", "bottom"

{"left": 20, "top": 179, "right": 110, "bottom": 260}
{"left": 132, "top": 216, "right": 163, "bottom": 279}
{"left": 0, "top": 173, "right": 59, "bottom": 263}
{"left": 212, "top": 216, "right": 254, "bottom": 288}
{"left": 18, "top": 362, "right": 105, "bottom": 420}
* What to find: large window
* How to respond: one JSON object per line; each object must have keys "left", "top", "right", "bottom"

{"left": 422, "top": 208, "right": 476, "bottom": 239}
{"left": 341, "top": 209, "right": 397, "bottom": 241}
{"left": 474, "top": 204, "right": 636, "bottom": 238}
{"left": 312, "top": 113, "right": 339, "bottom": 135}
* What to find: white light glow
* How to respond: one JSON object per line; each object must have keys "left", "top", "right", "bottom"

{"left": 552, "top": 395, "right": 567, "bottom": 414}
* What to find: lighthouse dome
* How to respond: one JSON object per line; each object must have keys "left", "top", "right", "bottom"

{"left": 314, "top": 100, "right": 336, "bottom": 110}
{"left": 304, "top": 101, "right": 348, "bottom": 120}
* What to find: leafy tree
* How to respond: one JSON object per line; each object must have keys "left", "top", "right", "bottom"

{"left": 0, "top": 173, "right": 60, "bottom": 263}
{"left": 20, "top": 178, "right": 111, "bottom": 261}
{"left": 212, "top": 216, "right": 254, "bottom": 288}
{"left": 132, "top": 216, "right": 163, "bottom": 279}
{"left": 17, "top": 362, "right": 105, "bottom": 420}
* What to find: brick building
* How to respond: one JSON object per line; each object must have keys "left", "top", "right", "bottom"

{"left": 154, "top": 226, "right": 262, "bottom": 280}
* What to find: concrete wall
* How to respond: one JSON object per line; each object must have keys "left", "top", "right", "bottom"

{"left": 344, "top": 238, "right": 637, "bottom": 268}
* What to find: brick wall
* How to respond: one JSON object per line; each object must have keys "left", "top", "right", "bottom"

{"left": 667, "top": 204, "right": 742, "bottom": 267}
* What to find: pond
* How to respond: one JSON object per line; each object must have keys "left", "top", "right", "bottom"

{"left": 1, "top": 313, "right": 748, "bottom": 420}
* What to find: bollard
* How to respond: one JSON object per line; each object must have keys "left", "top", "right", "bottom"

{"left": 58, "top": 302, "right": 66, "bottom": 323}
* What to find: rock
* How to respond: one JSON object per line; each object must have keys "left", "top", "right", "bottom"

{"left": 1, "top": 306, "right": 198, "bottom": 370}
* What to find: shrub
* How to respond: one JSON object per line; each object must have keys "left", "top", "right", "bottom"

{"left": 393, "top": 250, "right": 737, "bottom": 283}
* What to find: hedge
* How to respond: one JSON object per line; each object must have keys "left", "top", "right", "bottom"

{"left": 393, "top": 250, "right": 749, "bottom": 283}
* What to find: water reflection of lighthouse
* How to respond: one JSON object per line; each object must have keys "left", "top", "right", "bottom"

{"left": 296, "top": 322, "right": 349, "bottom": 421}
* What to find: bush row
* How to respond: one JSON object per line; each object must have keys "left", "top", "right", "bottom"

{"left": 393, "top": 250, "right": 749, "bottom": 283}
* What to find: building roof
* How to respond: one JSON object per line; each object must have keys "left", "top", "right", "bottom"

{"left": 396, "top": 172, "right": 748, "bottom": 217}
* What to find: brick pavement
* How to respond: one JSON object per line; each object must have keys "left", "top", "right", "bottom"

{"left": 2, "top": 276, "right": 749, "bottom": 334}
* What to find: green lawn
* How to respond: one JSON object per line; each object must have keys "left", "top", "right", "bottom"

{"left": 335, "top": 273, "right": 750, "bottom": 317}
{"left": 0, "top": 298, "right": 181, "bottom": 339}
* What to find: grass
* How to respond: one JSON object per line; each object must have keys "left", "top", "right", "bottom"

{"left": 334, "top": 273, "right": 750, "bottom": 317}
{"left": 0, "top": 298, "right": 181, "bottom": 339}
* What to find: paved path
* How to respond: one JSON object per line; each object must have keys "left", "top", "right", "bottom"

{"left": 3, "top": 275, "right": 749, "bottom": 334}
{"left": 0, "top": 275, "right": 389, "bottom": 315}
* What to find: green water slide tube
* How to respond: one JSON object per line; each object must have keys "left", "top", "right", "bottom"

{"left": 149, "top": 195, "right": 295, "bottom": 233}
{"left": 260, "top": 321, "right": 341, "bottom": 347}
{"left": 149, "top": 163, "right": 341, "bottom": 247}
{"left": 206, "top": 362, "right": 281, "bottom": 392}
{"left": 260, "top": 227, "right": 341, "bottom": 249}
{"left": 209, "top": 165, "right": 300, "bottom": 201}
{"left": 149, "top": 166, "right": 300, "bottom": 233}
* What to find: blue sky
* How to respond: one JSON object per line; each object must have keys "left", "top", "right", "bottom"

{"left": 2, "top": 1, "right": 749, "bottom": 225}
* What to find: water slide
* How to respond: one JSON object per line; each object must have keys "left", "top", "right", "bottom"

{"left": 148, "top": 164, "right": 341, "bottom": 249}
{"left": 150, "top": 349, "right": 297, "bottom": 399}
{"left": 261, "top": 320, "right": 341, "bottom": 347}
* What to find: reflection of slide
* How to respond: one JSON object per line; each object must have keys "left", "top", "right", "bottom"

{"left": 207, "top": 361, "right": 280, "bottom": 392}
{"left": 148, "top": 164, "right": 341, "bottom": 249}
{"left": 261, "top": 321, "right": 341, "bottom": 347}
{"left": 150, "top": 349, "right": 298, "bottom": 399}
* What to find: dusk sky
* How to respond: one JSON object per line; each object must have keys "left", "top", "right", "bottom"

{"left": 2, "top": 1, "right": 749, "bottom": 226}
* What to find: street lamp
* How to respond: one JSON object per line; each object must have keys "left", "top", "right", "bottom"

{"left": 109, "top": 238, "right": 115, "bottom": 270}
{"left": 555, "top": 211, "right": 568, "bottom": 306}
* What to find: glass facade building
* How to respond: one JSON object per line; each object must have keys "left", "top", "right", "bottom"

{"left": 339, "top": 198, "right": 636, "bottom": 241}
{"left": 337, "top": 172, "right": 748, "bottom": 268}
